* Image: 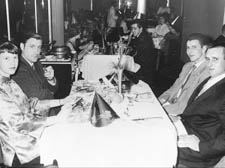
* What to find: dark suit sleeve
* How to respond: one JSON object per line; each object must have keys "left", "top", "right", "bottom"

{"left": 12, "top": 67, "right": 56, "bottom": 99}
{"left": 134, "top": 33, "right": 156, "bottom": 86}
{"left": 199, "top": 100, "right": 225, "bottom": 158}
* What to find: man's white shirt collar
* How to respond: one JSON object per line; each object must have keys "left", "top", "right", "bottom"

{"left": 198, "top": 73, "right": 225, "bottom": 97}
{"left": 193, "top": 59, "right": 205, "bottom": 68}
{"left": 22, "top": 55, "right": 34, "bottom": 67}
{"left": 207, "top": 73, "right": 225, "bottom": 88}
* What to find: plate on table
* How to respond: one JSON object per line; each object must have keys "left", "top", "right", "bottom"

{"left": 111, "top": 95, "right": 162, "bottom": 122}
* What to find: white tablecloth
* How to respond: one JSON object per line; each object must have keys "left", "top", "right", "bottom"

{"left": 80, "top": 54, "right": 140, "bottom": 81}
{"left": 39, "top": 81, "right": 178, "bottom": 167}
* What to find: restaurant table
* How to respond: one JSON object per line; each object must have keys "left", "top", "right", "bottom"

{"left": 39, "top": 80, "right": 178, "bottom": 167}
{"left": 40, "top": 57, "right": 74, "bottom": 98}
{"left": 80, "top": 54, "right": 140, "bottom": 81}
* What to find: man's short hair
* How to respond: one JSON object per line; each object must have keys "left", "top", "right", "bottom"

{"left": 0, "top": 42, "right": 19, "bottom": 55}
{"left": 187, "top": 33, "right": 213, "bottom": 47}
{"left": 131, "top": 19, "right": 145, "bottom": 28}
{"left": 20, "top": 32, "right": 42, "bottom": 44}
{"left": 207, "top": 45, "right": 225, "bottom": 60}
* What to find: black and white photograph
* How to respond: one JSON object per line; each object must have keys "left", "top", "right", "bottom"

{"left": 0, "top": 0, "right": 225, "bottom": 167}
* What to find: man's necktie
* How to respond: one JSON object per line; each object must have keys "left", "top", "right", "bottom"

{"left": 195, "top": 77, "right": 211, "bottom": 99}
{"left": 187, "top": 77, "right": 210, "bottom": 104}
{"left": 170, "top": 64, "right": 196, "bottom": 103}
{"left": 177, "top": 64, "right": 196, "bottom": 97}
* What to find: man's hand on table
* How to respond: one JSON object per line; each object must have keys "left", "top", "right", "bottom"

{"left": 169, "top": 115, "right": 181, "bottom": 122}
{"left": 158, "top": 98, "right": 168, "bottom": 105}
{"left": 178, "top": 134, "right": 200, "bottom": 152}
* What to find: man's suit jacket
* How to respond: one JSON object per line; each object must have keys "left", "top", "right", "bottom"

{"left": 159, "top": 61, "right": 210, "bottom": 115}
{"left": 133, "top": 31, "right": 157, "bottom": 89}
{"left": 178, "top": 77, "right": 225, "bottom": 167}
{"left": 12, "top": 56, "right": 58, "bottom": 100}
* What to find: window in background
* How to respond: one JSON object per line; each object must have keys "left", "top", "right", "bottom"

{"left": 0, "top": 0, "right": 7, "bottom": 43}
{"left": 2, "top": 0, "right": 51, "bottom": 46}
{"left": 37, "top": 0, "right": 50, "bottom": 44}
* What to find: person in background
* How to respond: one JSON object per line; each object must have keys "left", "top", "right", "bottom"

{"left": 175, "top": 45, "right": 225, "bottom": 167}
{"left": 129, "top": 19, "right": 157, "bottom": 91}
{"left": 66, "top": 28, "right": 81, "bottom": 55}
{"left": 76, "top": 41, "right": 97, "bottom": 60}
{"left": 76, "top": 27, "right": 93, "bottom": 52}
{"left": 12, "top": 32, "right": 59, "bottom": 116}
{"left": 68, "top": 11, "right": 79, "bottom": 30}
{"left": 157, "top": 12, "right": 180, "bottom": 65}
{"left": 0, "top": 42, "right": 76, "bottom": 167}
{"left": 214, "top": 24, "right": 225, "bottom": 47}
{"left": 106, "top": 1, "right": 120, "bottom": 43}
{"left": 91, "top": 20, "right": 107, "bottom": 51}
{"left": 156, "top": 0, "right": 170, "bottom": 16}
{"left": 107, "top": 1, "right": 118, "bottom": 29}
{"left": 158, "top": 33, "right": 211, "bottom": 116}
{"left": 152, "top": 13, "right": 170, "bottom": 49}
{"left": 119, "top": 17, "right": 130, "bottom": 36}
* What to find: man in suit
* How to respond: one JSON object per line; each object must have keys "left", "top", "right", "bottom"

{"left": 175, "top": 46, "right": 225, "bottom": 167}
{"left": 12, "top": 32, "right": 59, "bottom": 116}
{"left": 130, "top": 20, "right": 157, "bottom": 91}
{"left": 158, "top": 33, "right": 211, "bottom": 116}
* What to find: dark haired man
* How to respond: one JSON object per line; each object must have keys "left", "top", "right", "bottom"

{"left": 129, "top": 20, "right": 157, "bottom": 91}
{"left": 159, "top": 33, "right": 211, "bottom": 116}
{"left": 176, "top": 46, "right": 225, "bottom": 167}
{"left": 12, "top": 32, "right": 59, "bottom": 116}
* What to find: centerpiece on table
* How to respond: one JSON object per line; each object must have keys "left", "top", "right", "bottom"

{"left": 110, "top": 41, "right": 127, "bottom": 94}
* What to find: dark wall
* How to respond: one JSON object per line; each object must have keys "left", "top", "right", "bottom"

{"left": 71, "top": 0, "right": 91, "bottom": 11}
{"left": 180, "top": 0, "right": 225, "bottom": 62}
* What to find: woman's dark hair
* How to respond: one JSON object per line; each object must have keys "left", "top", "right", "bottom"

{"left": 0, "top": 42, "right": 19, "bottom": 55}
{"left": 159, "top": 13, "right": 170, "bottom": 23}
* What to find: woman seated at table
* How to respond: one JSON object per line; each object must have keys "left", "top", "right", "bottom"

{"left": 152, "top": 13, "right": 170, "bottom": 49}
{"left": 0, "top": 42, "right": 77, "bottom": 167}
{"left": 66, "top": 27, "right": 81, "bottom": 55}
{"left": 67, "top": 28, "right": 99, "bottom": 63}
